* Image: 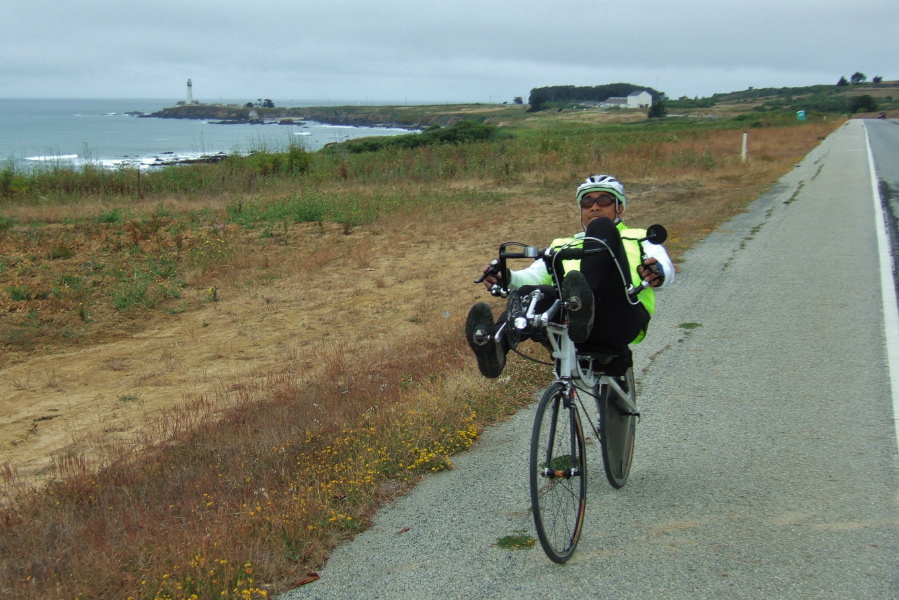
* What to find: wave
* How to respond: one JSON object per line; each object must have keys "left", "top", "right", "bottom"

{"left": 24, "top": 152, "right": 228, "bottom": 169}
{"left": 26, "top": 154, "right": 79, "bottom": 162}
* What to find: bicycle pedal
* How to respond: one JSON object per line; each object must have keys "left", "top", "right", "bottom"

{"left": 471, "top": 329, "right": 492, "bottom": 346}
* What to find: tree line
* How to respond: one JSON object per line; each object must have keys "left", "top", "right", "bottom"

{"left": 527, "top": 83, "right": 661, "bottom": 112}
{"left": 836, "top": 73, "right": 883, "bottom": 86}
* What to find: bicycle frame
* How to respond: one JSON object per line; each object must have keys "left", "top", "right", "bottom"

{"left": 512, "top": 286, "right": 638, "bottom": 416}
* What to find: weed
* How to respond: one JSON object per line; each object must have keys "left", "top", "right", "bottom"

{"left": 46, "top": 241, "right": 76, "bottom": 260}
{"left": 7, "top": 284, "right": 31, "bottom": 301}
{"left": 496, "top": 533, "right": 536, "bottom": 550}
{"left": 103, "top": 357, "right": 130, "bottom": 371}
{"left": 190, "top": 236, "right": 233, "bottom": 271}
{"left": 96, "top": 207, "right": 123, "bottom": 224}
{"left": 44, "top": 370, "right": 61, "bottom": 389}
{"left": 111, "top": 280, "right": 152, "bottom": 311}
{"left": 51, "top": 273, "right": 84, "bottom": 299}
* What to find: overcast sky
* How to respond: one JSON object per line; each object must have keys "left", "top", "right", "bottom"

{"left": 3, "top": 0, "right": 896, "bottom": 104}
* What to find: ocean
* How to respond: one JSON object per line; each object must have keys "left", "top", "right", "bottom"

{"left": 0, "top": 98, "right": 411, "bottom": 171}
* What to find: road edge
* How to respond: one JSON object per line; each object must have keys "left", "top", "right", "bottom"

{"left": 862, "top": 120, "right": 899, "bottom": 460}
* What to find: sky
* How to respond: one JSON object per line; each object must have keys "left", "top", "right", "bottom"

{"left": 2, "top": 0, "right": 897, "bottom": 104}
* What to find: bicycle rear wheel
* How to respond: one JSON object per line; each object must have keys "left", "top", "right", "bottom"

{"left": 599, "top": 367, "right": 637, "bottom": 489}
{"left": 530, "top": 382, "right": 587, "bottom": 563}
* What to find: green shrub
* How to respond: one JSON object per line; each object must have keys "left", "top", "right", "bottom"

{"left": 97, "top": 208, "right": 123, "bottom": 224}
{"left": 848, "top": 95, "right": 877, "bottom": 114}
{"left": 0, "top": 165, "right": 12, "bottom": 198}
{"left": 47, "top": 241, "right": 76, "bottom": 260}
{"left": 7, "top": 285, "right": 32, "bottom": 301}
{"left": 237, "top": 144, "right": 311, "bottom": 176}
{"left": 326, "top": 120, "right": 505, "bottom": 154}
{"left": 111, "top": 280, "right": 152, "bottom": 311}
{"left": 227, "top": 193, "right": 327, "bottom": 227}
{"left": 284, "top": 146, "right": 312, "bottom": 173}
{"left": 51, "top": 274, "right": 85, "bottom": 299}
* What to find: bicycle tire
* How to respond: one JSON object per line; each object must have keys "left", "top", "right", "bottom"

{"left": 599, "top": 366, "right": 637, "bottom": 489}
{"left": 530, "top": 382, "right": 587, "bottom": 563}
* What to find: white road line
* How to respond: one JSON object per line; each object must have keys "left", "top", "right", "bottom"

{"left": 863, "top": 121, "right": 899, "bottom": 459}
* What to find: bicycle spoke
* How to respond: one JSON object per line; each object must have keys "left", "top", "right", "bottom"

{"left": 530, "top": 383, "right": 586, "bottom": 563}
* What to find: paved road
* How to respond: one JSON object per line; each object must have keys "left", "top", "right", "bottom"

{"left": 866, "top": 117, "right": 899, "bottom": 294}
{"left": 283, "top": 120, "right": 899, "bottom": 600}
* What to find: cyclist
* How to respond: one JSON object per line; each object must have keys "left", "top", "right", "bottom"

{"left": 466, "top": 174, "right": 675, "bottom": 378}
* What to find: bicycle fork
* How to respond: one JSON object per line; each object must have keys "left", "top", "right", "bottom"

{"left": 540, "top": 384, "right": 582, "bottom": 480}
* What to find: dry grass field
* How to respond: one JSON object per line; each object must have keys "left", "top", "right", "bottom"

{"left": 0, "top": 116, "right": 841, "bottom": 599}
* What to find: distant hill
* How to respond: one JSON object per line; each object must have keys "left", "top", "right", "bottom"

{"left": 525, "top": 80, "right": 898, "bottom": 115}
{"left": 667, "top": 81, "right": 899, "bottom": 114}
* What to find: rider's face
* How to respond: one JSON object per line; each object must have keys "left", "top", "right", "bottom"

{"left": 580, "top": 192, "right": 621, "bottom": 227}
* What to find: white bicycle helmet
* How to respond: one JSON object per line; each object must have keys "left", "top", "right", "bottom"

{"left": 575, "top": 174, "right": 627, "bottom": 209}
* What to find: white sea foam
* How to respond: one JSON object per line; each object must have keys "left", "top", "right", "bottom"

{"left": 26, "top": 154, "right": 79, "bottom": 162}
{"left": 96, "top": 151, "right": 229, "bottom": 169}
{"left": 25, "top": 152, "right": 227, "bottom": 170}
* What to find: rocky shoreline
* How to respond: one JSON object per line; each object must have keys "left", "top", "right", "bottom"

{"left": 142, "top": 104, "right": 458, "bottom": 130}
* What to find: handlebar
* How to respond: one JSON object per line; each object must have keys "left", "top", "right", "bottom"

{"left": 473, "top": 224, "right": 667, "bottom": 301}
{"left": 472, "top": 243, "right": 608, "bottom": 298}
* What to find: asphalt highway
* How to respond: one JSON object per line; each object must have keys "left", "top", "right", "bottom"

{"left": 283, "top": 119, "right": 899, "bottom": 600}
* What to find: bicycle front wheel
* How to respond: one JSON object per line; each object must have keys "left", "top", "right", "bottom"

{"left": 530, "top": 382, "right": 587, "bottom": 564}
{"left": 599, "top": 367, "right": 637, "bottom": 489}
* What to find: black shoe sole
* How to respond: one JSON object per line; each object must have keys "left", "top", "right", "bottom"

{"left": 465, "top": 302, "right": 505, "bottom": 378}
{"left": 562, "top": 271, "right": 595, "bottom": 343}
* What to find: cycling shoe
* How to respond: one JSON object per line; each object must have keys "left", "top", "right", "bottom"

{"left": 562, "top": 270, "right": 594, "bottom": 343}
{"left": 465, "top": 302, "right": 506, "bottom": 378}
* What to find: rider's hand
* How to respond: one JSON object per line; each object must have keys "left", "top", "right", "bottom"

{"left": 637, "top": 257, "right": 663, "bottom": 287}
{"left": 481, "top": 264, "right": 502, "bottom": 290}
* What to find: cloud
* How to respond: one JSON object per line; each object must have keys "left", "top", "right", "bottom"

{"left": 2, "top": 0, "right": 897, "bottom": 101}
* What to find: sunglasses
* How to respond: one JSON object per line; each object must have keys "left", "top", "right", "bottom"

{"left": 580, "top": 195, "right": 616, "bottom": 209}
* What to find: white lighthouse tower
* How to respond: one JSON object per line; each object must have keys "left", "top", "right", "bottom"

{"left": 186, "top": 79, "right": 193, "bottom": 104}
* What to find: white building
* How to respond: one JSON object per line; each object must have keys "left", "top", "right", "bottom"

{"left": 600, "top": 90, "right": 653, "bottom": 108}
{"left": 627, "top": 90, "right": 652, "bottom": 108}
{"left": 600, "top": 98, "right": 629, "bottom": 108}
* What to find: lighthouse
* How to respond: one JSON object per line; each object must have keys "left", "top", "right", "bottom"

{"left": 186, "top": 79, "right": 193, "bottom": 104}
